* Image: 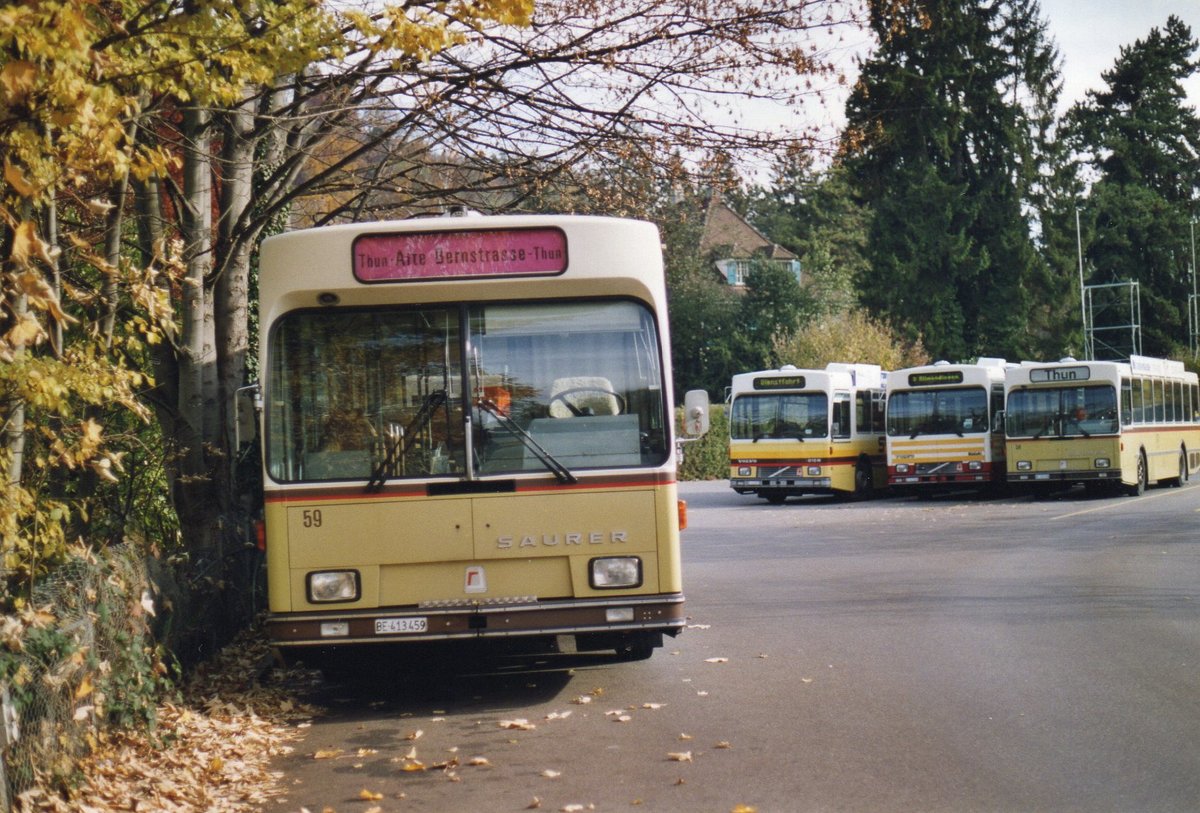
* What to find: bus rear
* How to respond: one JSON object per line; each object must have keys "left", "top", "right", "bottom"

{"left": 885, "top": 359, "right": 1007, "bottom": 492}
{"left": 257, "top": 214, "right": 702, "bottom": 662}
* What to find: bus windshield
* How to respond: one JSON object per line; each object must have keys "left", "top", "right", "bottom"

{"left": 1006, "top": 385, "right": 1119, "bottom": 439}
{"left": 267, "top": 299, "right": 667, "bottom": 482}
{"left": 730, "top": 393, "right": 828, "bottom": 440}
{"left": 887, "top": 387, "right": 988, "bottom": 438}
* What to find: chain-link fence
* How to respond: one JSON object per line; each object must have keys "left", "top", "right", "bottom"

{"left": 1, "top": 547, "right": 165, "bottom": 810}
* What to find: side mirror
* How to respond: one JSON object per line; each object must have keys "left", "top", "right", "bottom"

{"left": 683, "top": 390, "right": 710, "bottom": 437}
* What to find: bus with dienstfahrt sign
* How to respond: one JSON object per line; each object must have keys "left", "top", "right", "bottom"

{"left": 728, "top": 363, "right": 887, "bottom": 503}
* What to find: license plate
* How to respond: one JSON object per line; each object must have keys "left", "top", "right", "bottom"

{"left": 375, "top": 617, "right": 428, "bottom": 634}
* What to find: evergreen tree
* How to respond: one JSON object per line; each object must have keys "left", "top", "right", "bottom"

{"left": 843, "top": 0, "right": 1061, "bottom": 361}
{"left": 1064, "top": 16, "right": 1200, "bottom": 358}
{"left": 742, "top": 156, "right": 869, "bottom": 318}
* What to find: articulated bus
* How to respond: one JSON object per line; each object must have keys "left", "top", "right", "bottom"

{"left": 256, "top": 213, "right": 708, "bottom": 663}
{"left": 885, "top": 358, "right": 1008, "bottom": 492}
{"left": 1005, "top": 355, "right": 1200, "bottom": 495}
{"left": 728, "top": 363, "right": 887, "bottom": 503}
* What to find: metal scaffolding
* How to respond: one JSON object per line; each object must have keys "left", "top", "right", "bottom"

{"left": 1084, "top": 281, "right": 1141, "bottom": 361}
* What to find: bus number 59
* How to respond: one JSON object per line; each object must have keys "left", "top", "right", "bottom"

{"left": 302, "top": 509, "right": 323, "bottom": 528}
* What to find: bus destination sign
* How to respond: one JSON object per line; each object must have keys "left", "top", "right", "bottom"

{"left": 754, "top": 376, "right": 806, "bottom": 390}
{"left": 909, "top": 371, "right": 963, "bottom": 387}
{"left": 1030, "top": 366, "right": 1090, "bottom": 383}
{"left": 353, "top": 227, "right": 568, "bottom": 282}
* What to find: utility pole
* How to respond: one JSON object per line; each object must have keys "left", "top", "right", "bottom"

{"left": 1076, "top": 207, "right": 1088, "bottom": 358}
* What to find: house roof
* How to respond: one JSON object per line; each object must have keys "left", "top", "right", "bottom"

{"left": 699, "top": 197, "right": 798, "bottom": 261}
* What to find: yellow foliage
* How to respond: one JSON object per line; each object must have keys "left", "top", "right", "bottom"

{"left": 774, "top": 309, "right": 930, "bottom": 371}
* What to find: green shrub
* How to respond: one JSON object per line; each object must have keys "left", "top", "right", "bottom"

{"left": 676, "top": 403, "right": 728, "bottom": 480}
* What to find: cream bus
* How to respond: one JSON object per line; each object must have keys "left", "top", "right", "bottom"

{"left": 255, "top": 212, "right": 707, "bottom": 663}
{"left": 728, "top": 363, "right": 887, "bottom": 503}
{"left": 885, "top": 358, "right": 1008, "bottom": 492}
{"left": 1005, "top": 355, "right": 1199, "bottom": 495}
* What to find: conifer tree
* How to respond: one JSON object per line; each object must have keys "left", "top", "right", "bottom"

{"left": 1064, "top": 16, "right": 1200, "bottom": 358}
{"left": 843, "top": 0, "right": 1061, "bottom": 361}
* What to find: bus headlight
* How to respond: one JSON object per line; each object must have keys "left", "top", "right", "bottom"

{"left": 806, "top": 465, "right": 822, "bottom": 476}
{"left": 1016, "top": 460, "right": 1032, "bottom": 471}
{"left": 1095, "top": 458, "right": 1110, "bottom": 469}
{"left": 590, "top": 557, "right": 643, "bottom": 589}
{"left": 738, "top": 466, "right": 752, "bottom": 476}
{"left": 307, "top": 570, "right": 360, "bottom": 603}
{"left": 895, "top": 463, "right": 910, "bottom": 474}
{"left": 967, "top": 461, "right": 982, "bottom": 471}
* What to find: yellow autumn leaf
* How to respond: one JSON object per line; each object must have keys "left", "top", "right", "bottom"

{"left": 4, "top": 160, "right": 37, "bottom": 198}
{"left": 732, "top": 806, "right": 758, "bottom": 813}
{"left": 313, "top": 748, "right": 343, "bottom": 759}
{"left": 667, "top": 751, "right": 693, "bottom": 762}
{"left": 358, "top": 789, "right": 383, "bottom": 801}
{"left": 74, "top": 675, "right": 93, "bottom": 699}
{"left": 0, "top": 60, "right": 36, "bottom": 101}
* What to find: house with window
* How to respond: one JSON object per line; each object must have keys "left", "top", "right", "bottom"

{"left": 699, "top": 197, "right": 801, "bottom": 288}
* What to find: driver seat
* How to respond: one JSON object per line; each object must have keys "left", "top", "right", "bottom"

{"left": 548, "top": 376, "right": 620, "bottom": 418}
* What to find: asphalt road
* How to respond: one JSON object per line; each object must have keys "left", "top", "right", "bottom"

{"left": 270, "top": 480, "right": 1200, "bottom": 813}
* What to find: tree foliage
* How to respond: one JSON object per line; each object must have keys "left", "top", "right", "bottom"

{"left": 773, "top": 309, "right": 930, "bottom": 370}
{"left": 1063, "top": 15, "right": 1200, "bottom": 358}
{"left": 843, "top": 0, "right": 1064, "bottom": 361}
{"left": 2, "top": 0, "right": 864, "bottom": 637}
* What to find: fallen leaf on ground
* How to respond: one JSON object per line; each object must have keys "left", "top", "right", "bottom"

{"left": 667, "top": 751, "right": 693, "bottom": 762}
{"left": 500, "top": 718, "right": 536, "bottom": 730}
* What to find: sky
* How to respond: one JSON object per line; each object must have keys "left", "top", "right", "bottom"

{"left": 1038, "top": 0, "right": 1200, "bottom": 111}
{"left": 762, "top": 0, "right": 1200, "bottom": 161}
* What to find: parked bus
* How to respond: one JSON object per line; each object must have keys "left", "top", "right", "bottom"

{"left": 728, "top": 363, "right": 887, "bottom": 503}
{"left": 255, "top": 212, "right": 708, "bottom": 663}
{"left": 885, "top": 358, "right": 1008, "bottom": 492}
{"left": 1005, "top": 355, "right": 1199, "bottom": 495}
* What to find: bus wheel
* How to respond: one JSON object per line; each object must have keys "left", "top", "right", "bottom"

{"left": 764, "top": 492, "right": 787, "bottom": 505}
{"left": 1171, "top": 450, "right": 1186, "bottom": 487}
{"left": 1127, "top": 452, "right": 1147, "bottom": 497}
{"left": 853, "top": 461, "right": 873, "bottom": 500}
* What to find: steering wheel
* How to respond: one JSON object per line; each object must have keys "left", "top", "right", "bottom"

{"left": 549, "top": 387, "right": 627, "bottom": 416}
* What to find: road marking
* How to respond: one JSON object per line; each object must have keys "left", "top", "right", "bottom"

{"left": 1051, "top": 486, "right": 1195, "bottom": 520}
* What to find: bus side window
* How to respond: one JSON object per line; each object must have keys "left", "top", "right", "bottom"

{"left": 833, "top": 392, "right": 851, "bottom": 439}
{"left": 1121, "top": 379, "right": 1133, "bottom": 425}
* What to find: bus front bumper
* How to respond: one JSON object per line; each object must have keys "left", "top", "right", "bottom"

{"left": 267, "top": 594, "right": 685, "bottom": 648}
{"left": 1009, "top": 470, "right": 1122, "bottom": 483}
{"left": 731, "top": 476, "right": 831, "bottom": 492}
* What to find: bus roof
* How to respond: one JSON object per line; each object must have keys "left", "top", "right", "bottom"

{"left": 258, "top": 214, "right": 665, "bottom": 323}
{"left": 731, "top": 362, "right": 885, "bottom": 393}
{"left": 1005, "top": 356, "right": 1198, "bottom": 387}
{"left": 887, "top": 359, "right": 1007, "bottom": 391}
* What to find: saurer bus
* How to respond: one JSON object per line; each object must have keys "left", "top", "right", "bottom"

{"left": 255, "top": 212, "right": 708, "bottom": 663}
{"left": 728, "top": 363, "right": 887, "bottom": 503}
{"left": 885, "top": 358, "right": 1008, "bottom": 493}
{"left": 1005, "top": 355, "right": 1199, "bottom": 495}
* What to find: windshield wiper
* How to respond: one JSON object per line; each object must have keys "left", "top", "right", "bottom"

{"left": 476, "top": 398, "right": 577, "bottom": 485}
{"left": 365, "top": 389, "right": 447, "bottom": 493}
